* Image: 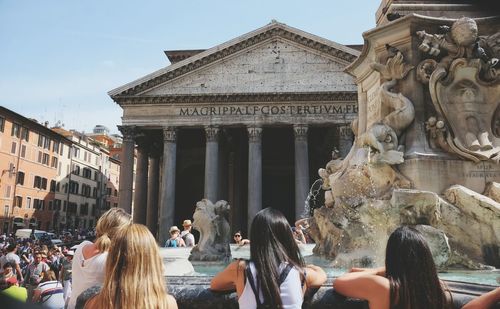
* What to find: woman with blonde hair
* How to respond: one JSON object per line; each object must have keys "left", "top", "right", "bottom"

{"left": 82, "top": 224, "right": 177, "bottom": 309}
{"left": 67, "top": 207, "right": 131, "bottom": 309}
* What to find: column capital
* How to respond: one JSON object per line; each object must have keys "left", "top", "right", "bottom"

{"left": 293, "top": 124, "right": 308, "bottom": 141}
{"left": 163, "top": 127, "right": 177, "bottom": 143}
{"left": 117, "top": 125, "right": 137, "bottom": 142}
{"left": 247, "top": 126, "right": 263, "bottom": 143}
{"left": 204, "top": 126, "right": 220, "bottom": 142}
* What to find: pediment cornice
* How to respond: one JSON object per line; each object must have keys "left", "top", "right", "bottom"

{"left": 109, "top": 22, "right": 360, "bottom": 99}
{"left": 116, "top": 91, "right": 357, "bottom": 105}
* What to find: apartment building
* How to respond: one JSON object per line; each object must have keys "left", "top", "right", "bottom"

{"left": 0, "top": 107, "right": 72, "bottom": 233}
{"left": 52, "top": 127, "right": 105, "bottom": 229}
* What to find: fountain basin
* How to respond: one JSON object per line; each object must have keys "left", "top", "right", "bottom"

{"left": 161, "top": 245, "right": 499, "bottom": 308}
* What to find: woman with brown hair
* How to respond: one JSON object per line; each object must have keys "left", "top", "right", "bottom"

{"left": 67, "top": 207, "right": 132, "bottom": 309}
{"left": 83, "top": 224, "right": 177, "bottom": 309}
{"left": 334, "top": 226, "right": 452, "bottom": 309}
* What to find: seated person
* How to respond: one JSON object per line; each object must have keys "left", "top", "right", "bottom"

{"left": 233, "top": 231, "right": 250, "bottom": 246}
{"left": 211, "top": 208, "right": 326, "bottom": 308}
{"left": 334, "top": 226, "right": 452, "bottom": 309}
{"left": 180, "top": 220, "right": 195, "bottom": 247}
{"left": 164, "top": 226, "right": 186, "bottom": 248}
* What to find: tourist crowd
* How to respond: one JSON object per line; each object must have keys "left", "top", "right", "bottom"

{"left": 1, "top": 207, "right": 498, "bottom": 309}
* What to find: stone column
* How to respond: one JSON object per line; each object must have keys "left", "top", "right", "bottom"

{"left": 247, "top": 126, "right": 262, "bottom": 232}
{"left": 204, "top": 126, "right": 219, "bottom": 202}
{"left": 117, "top": 125, "right": 136, "bottom": 214}
{"left": 294, "top": 124, "right": 309, "bottom": 221}
{"left": 146, "top": 145, "right": 161, "bottom": 238}
{"left": 338, "top": 125, "right": 354, "bottom": 158}
{"left": 133, "top": 143, "right": 149, "bottom": 224}
{"left": 159, "top": 127, "right": 177, "bottom": 245}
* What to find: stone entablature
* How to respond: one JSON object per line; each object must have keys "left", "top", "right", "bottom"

{"left": 121, "top": 101, "right": 358, "bottom": 127}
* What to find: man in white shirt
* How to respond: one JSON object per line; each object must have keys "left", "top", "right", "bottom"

{"left": 180, "top": 220, "right": 195, "bottom": 247}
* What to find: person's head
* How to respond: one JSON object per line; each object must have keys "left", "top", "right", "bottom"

{"left": 96, "top": 224, "right": 169, "bottom": 309}
{"left": 2, "top": 262, "right": 13, "bottom": 275}
{"left": 94, "top": 207, "right": 132, "bottom": 252}
{"left": 41, "top": 270, "right": 57, "bottom": 283}
{"left": 6, "top": 243, "right": 16, "bottom": 253}
{"left": 182, "top": 220, "right": 192, "bottom": 231}
{"left": 169, "top": 226, "right": 180, "bottom": 238}
{"left": 233, "top": 231, "right": 242, "bottom": 243}
{"left": 249, "top": 207, "right": 305, "bottom": 307}
{"left": 385, "top": 226, "right": 450, "bottom": 309}
{"left": 34, "top": 251, "right": 43, "bottom": 264}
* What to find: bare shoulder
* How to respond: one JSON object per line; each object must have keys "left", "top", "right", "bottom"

{"left": 166, "top": 294, "right": 178, "bottom": 309}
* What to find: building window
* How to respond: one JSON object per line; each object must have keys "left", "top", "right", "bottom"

{"left": 11, "top": 123, "right": 21, "bottom": 138}
{"left": 51, "top": 157, "right": 58, "bottom": 168}
{"left": 80, "top": 203, "right": 89, "bottom": 215}
{"left": 11, "top": 142, "right": 17, "bottom": 154}
{"left": 41, "top": 178, "right": 47, "bottom": 190}
{"left": 54, "top": 199, "right": 61, "bottom": 211}
{"left": 60, "top": 144, "right": 64, "bottom": 156}
{"left": 42, "top": 153, "right": 50, "bottom": 165}
{"left": 113, "top": 203, "right": 118, "bottom": 208}
{"left": 63, "top": 201, "right": 67, "bottom": 212}
{"left": 21, "top": 127, "right": 29, "bottom": 141}
{"left": 4, "top": 205, "right": 8, "bottom": 217}
{"left": 73, "top": 147, "right": 79, "bottom": 158}
{"left": 37, "top": 151, "right": 42, "bottom": 163}
{"left": 92, "top": 187, "right": 97, "bottom": 198}
{"left": 72, "top": 164, "right": 80, "bottom": 176}
{"left": 69, "top": 181, "right": 79, "bottom": 194}
{"left": 0, "top": 117, "right": 4, "bottom": 132}
{"left": 20, "top": 145, "right": 26, "bottom": 158}
{"left": 52, "top": 140, "right": 60, "bottom": 153}
{"left": 49, "top": 201, "right": 53, "bottom": 211}
{"left": 106, "top": 188, "right": 112, "bottom": 196}
{"left": 34, "top": 176, "right": 42, "bottom": 189}
{"left": 13, "top": 196, "right": 22, "bottom": 208}
{"left": 50, "top": 180, "right": 56, "bottom": 192}
{"left": 26, "top": 197, "right": 31, "bottom": 209}
{"left": 114, "top": 189, "right": 118, "bottom": 197}
{"left": 83, "top": 168, "right": 92, "bottom": 179}
{"left": 16, "top": 171, "right": 25, "bottom": 185}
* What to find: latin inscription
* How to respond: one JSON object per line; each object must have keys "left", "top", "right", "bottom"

{"left": 178, "top": 104, "right": 358, "bottom": 117}
{"left": 366, "top": 86, "right": 380, "bottom": 128}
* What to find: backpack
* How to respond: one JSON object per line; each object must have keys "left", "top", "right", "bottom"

{"left": 165, "top": 239, "right": 178, "bottom": 248}
{"left": 245, "top": 261, "right": 293, "bottom": 309}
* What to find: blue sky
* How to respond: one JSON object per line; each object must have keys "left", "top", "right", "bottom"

{"left": 0, "top": 0, "right": 379, "bottom": 134}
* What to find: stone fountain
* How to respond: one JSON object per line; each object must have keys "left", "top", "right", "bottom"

{"left": 189, "top": 199, "right": 232, "bottom": 262}
{"left": 310, "top": 13, "right": 500, "bottom": 270}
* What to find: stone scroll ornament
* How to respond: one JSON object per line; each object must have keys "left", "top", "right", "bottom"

{"left": 189, "top": 199, "right": 232, "bottom": 262}
{"left": 416, "top": 17, "right": 500, "bottom": 162}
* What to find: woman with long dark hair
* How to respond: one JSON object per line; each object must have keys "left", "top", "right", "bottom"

{"left": 334, "top": 225, "right": 452, "bottom": 309}
{"left": 211, "top": 207, "right": 326, "bottom": 308}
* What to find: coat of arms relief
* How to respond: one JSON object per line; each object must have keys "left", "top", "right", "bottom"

{"left": 417, "top": 17, "right": 500, "bottom": 162}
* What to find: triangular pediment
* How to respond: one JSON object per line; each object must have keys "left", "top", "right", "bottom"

{"left": 109, "top": 21, "right": 360, "bottom": 102}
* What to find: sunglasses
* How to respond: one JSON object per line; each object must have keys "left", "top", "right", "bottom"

{"left": 234, "top": 234, "right": 241, "bottom": 237}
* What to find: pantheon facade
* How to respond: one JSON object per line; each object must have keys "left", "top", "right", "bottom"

{"left": 109, "top": 21, "right": 361, "bottom": 243}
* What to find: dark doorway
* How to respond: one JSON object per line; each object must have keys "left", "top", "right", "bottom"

{"left": 262, "top": 127, "right": 295, "bottom": 223}
{"left": 175, "top": 129, "right": 205, "bottom": 231}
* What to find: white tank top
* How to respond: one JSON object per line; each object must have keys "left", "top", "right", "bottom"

{"left": 67, "top": 241, "right": 107, "bottom": 309}
{"left": 238, "top": 261, "right": 303, "bottom": 309}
